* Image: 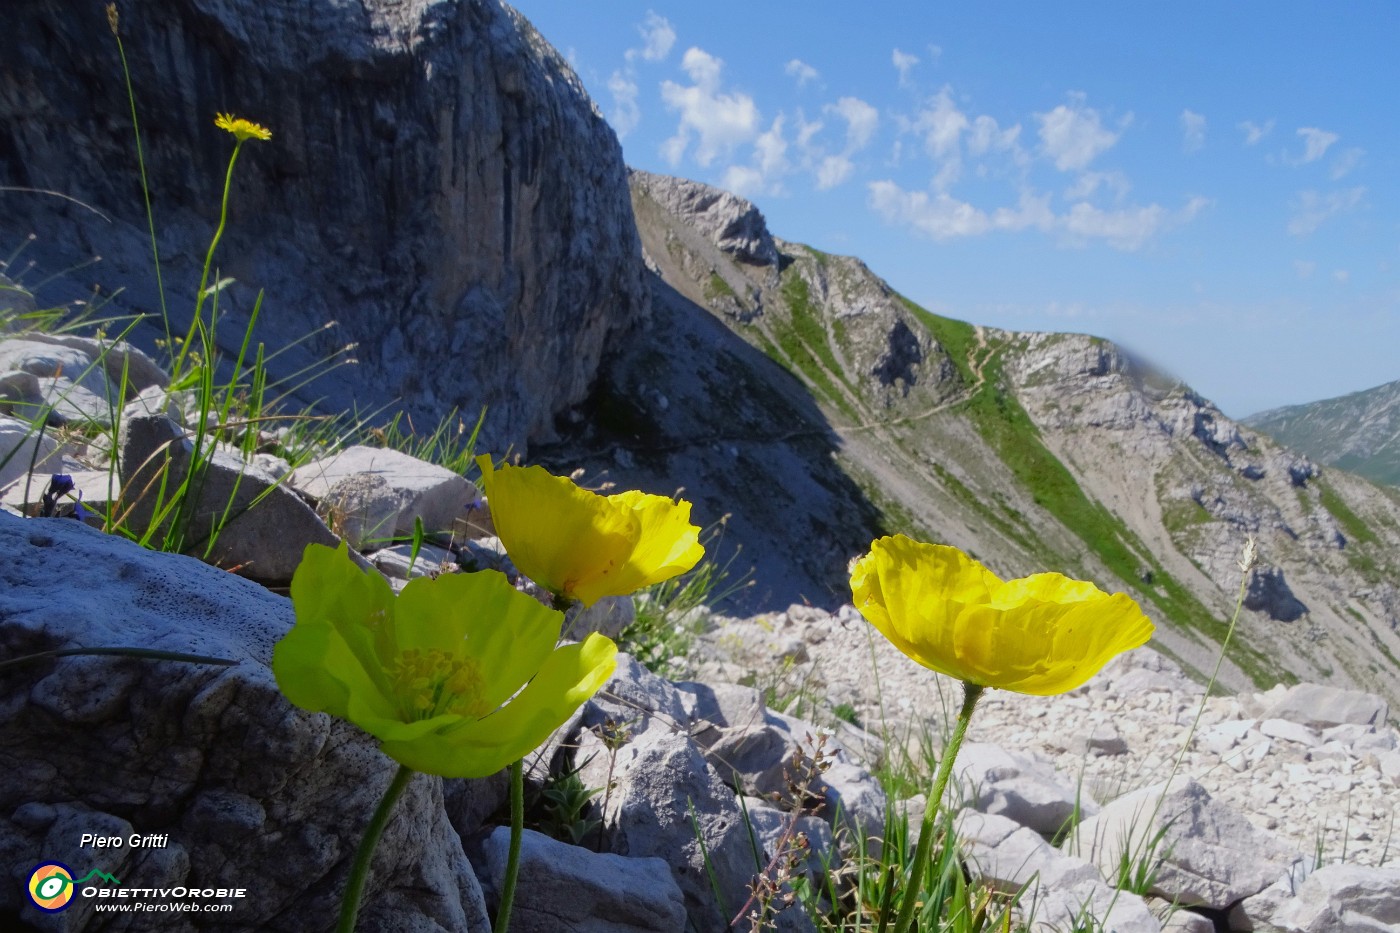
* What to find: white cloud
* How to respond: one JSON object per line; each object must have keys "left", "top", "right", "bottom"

{"left": 1180, "top": 109, "right": 1206, "bottom": 153}
{"left": 719, "top": 165, "right": 764, "bottom": 197}
{"left": 717, "top": 116, "right": 790, "bottom": 198}
{"left": 1238, "top": 119, "right": 1274, "bottom": 145}
{"left": 868, "top": 180, "right": 990, "bottom": 239}
{"left": 991, "top": 190, "right": 1056, "bottom": 233}
{"left": 1287, "top": 187, "right": 1365, "bottom": 235}
{"left": 892, "top": 48, "right": 920, "bottom": 87}
{"left": 1061, "top": 196, "right": 1208, "bottom": 250}
{"left": 967, "top": 115, "right": 1020, "bottom": 156}
{"left": 1293, "top": 259, "right": 1317, "bottom": 279}
{"left": 754, "top": 116, "right": 789, "bottom": 177}
{"left": 1333, "top": 269, "right": 1351, "bottom": 285}
{"left": 868, "top": 180, "right": 1205, "bottom": 250}
{"left": 1295, "top": 127, "right": 1339, "bottom": 164}
{"left": 817, "top": 155, "right": 855, "bottom": 190}
{"left": 627, "top": 11, "right": 676, "bottom": 63}
{"left": 829, "top": 96, "right": 879, "bottom": 151}
{"left": 785, "top": 59, "right": 819, "bottom": 87}
{"left": 794, "top": 112, "right": 824, "bottom": 150}
{"left": 1037, "top": 94, "right": 1120, "bottom": 171}
{"left": 914, "top": 87, "right": 968, "bottom": 159}
{"left": 1061, "top": 202, "right": 1167, "bottom": 251}
{"left": 1064, "top": 170, "right": 1131, "bottom": 203}
{"left": 660, "top": 48, "right": 761, "bottom": 166}
{"left": 607, "top": 71, "right": 640, "bottom": 137}
{"left": 1330, "top": 147, "right": 1364, "bottom": 180}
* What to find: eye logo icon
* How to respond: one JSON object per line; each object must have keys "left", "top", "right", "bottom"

{"left": 28, "top": 863, "right": 75, "bottom": 912}
{"left": 26, "top": 863, "right": 120, "bottom": 912}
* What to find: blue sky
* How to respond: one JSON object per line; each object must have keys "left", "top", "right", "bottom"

{"left": 511, "top": 2, "right": 1400, "bottom": 418}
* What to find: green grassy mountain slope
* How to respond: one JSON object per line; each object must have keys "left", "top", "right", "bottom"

{"left": 552, "top": 170, "right": 1400, "bottom": 710}
{"left": 1246, "top": 380, "right": 1400, "bottom": 487}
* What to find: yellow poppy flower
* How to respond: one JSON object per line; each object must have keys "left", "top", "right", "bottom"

{"left": 475, "top": 455, "right": 704, "bottom": 607}
{"left": 214, "top": 113, "right": 272, "bottom": 142}
{"left": 272, "top": 543, "right": 617, "bottom": 778}
{"left": 850, "top": 535, "right": 1153, "bottom": 695}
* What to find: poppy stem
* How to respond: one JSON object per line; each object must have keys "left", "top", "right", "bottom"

{"left": 495, "top": 758, "right": 525, "bottom": 933}
{"left": 891, "top": 681, "right": 985, "bottom": 933}
{"left": 337, "top": 763, "right": 414, "bottom": 933}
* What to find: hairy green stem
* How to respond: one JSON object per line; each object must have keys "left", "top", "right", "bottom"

{"left": 173, "top": 140, "right": 243, "bottom": 381}
{"left": 338, "top": 764, "right": 413, "bottom": 933}
{"left": 892, "top": 681, "right": 984, "bottom": 933}
{"left": 495, "top": 759, "right": 525, "bottom": 933}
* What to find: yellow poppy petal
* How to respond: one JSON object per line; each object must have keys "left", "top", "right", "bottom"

{"left": 476, "top": 455, "right": 704, "bottom": 606}
{"left": 849, "top": 535, "right": 1153, "bottom": 695}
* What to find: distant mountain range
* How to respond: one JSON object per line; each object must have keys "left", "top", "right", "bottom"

{"left": 1247, "top": 381, "right": 1400, "bottom": 487}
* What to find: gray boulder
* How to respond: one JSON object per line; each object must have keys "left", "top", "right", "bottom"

{"left": 474, "top": 827, "right": 686, "bottom": 933}
{"left": 118, "top": 411, "right": 349, "bottom": 582}
{"left": 290, "top": 445, "right": 477, "bottom": 550}
{"left": 1243, "top": 863, "right": 1400, "bottom": 933}
{"left": 957, "top": 811, "right": 1160, "bottom": 933}
{"left": 0, "top": 415, "right": 65, "bottom": 487}
{"left": 955, "top": 741, "right": 1099, "bottom": 837}
{"left": 1245, "top": 684, "right": 1390, "bottom": 730}
{"left": 0, "top": 333, "right": 166, "bottom": 427}
{"left": 1064, "top": 777, "right": 1301, "bottom": 910}
{"left": 0, "top": 508, "right": 489, "bottom": 931}
{"left": 576, "top": 727, "right": 756, "bottom": 933}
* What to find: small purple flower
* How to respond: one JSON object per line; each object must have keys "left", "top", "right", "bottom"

{"left": 72, "top": 492, "right": 93, "bottom": 524}
{"left": 40, "top": 474, "right": 76, "bottom": 518}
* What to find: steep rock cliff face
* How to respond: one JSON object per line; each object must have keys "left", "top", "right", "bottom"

{"left": 0, "top": 0, "right": 646, "bottom": 449}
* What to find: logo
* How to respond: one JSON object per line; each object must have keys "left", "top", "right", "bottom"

{"left": 26, "top": 863, "right": 121, "bottom": 912}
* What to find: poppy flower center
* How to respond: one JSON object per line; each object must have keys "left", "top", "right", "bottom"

{"left": 391, "top": 648, "right": 491, "bottom": 720}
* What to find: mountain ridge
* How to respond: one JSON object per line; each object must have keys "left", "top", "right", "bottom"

{"left": 553, "top": 169, "right": 1400, "bottom": 712}
{"left": 1246, "top": 379, "right": 1400, "bottom": 487}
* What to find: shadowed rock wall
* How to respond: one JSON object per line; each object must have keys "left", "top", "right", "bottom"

{"left": 0, "top": 0, "right": 648, "bottom": 450}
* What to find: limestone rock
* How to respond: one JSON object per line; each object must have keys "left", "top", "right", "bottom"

{"left": 119, "top": 411, "right": 349, "bottom": 583}
{"left": 370, "top": 542, "right": 457, "bottom": 581}
{"left": 3, "top": 0, "right": 648, "bottom": 453}
{"left": 567, "top": 595, "right": 637, "bottom": 641}
{"left": 957, "top": 811, "right": 1161, "bottom": 933}
{"left": 1267, "top": 863, "right": 1400, "bottom": 933}
{"left": 0, "top": 415, "right": 65, "bottom": 487}
{"left": 1065, "top": 777, "right": 1302, "bottom": 910}
{"left": 955, "top": 742, "right": 1098, "bottom": 837}
{"left": 291, "top": 445, "right": 477, "bottom": 549}
{"left": 474, "top": 827, "right": 686, "bottom": 933}
{"left": 1245, "top": 684, "right": 1390, "bottom": 730}
{"left": 0, "top": 333, "right": 166, "bottom": 427}
{"left": 576, "top": 727, "right": 755, "bottom": 933}
{"left": 630, "top": 171, "right": 778, "bottom": 266}
{"left": 0, "top": 508, "right": 488, "bottom": 930}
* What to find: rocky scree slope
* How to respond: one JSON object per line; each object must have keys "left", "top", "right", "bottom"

{"left": 1247, "top": 378, "right": 1400, "bottom": 488}
{"left": 0, "top": 0, "right": 647, "bottom": 453}
{"left": 575, "top": 170, "right": 1400, "bottom": 713}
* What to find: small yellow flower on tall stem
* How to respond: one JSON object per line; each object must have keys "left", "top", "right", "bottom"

{"left": 849, "top": 534, "right": 1154, "bottom": 933}
{"left": 213, "top": 113, "right": 273, "bottom": 142}
{"left": 169, "top": 113, "right": 272, "bottom": 383}
{"left": 475, "top": 455, "right": 704, "bottom": 608}
{"left": 273, "top": 543, "right": 616, "bottom": 933}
